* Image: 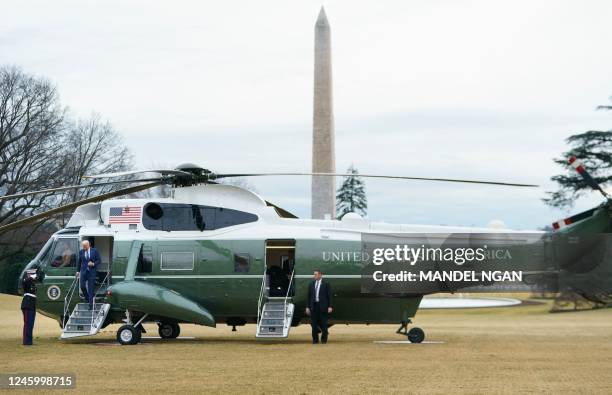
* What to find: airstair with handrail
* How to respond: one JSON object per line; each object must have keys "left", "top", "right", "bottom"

{"left": 256, "top": 266, "right": 295, "bottom": 338}
{"left": 60, "top": 272, "right": 111, "bottom": 339}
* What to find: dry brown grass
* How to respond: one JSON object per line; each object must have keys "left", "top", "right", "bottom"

{"left": 1, "top": 293, "right": 611, "bottom": 394}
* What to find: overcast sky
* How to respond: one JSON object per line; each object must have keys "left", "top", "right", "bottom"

{"left": 2, "top": 0, "right": 612, "bottom": 229}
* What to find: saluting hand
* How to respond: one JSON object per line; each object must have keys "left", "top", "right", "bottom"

{"left": 328, "top": 307, "right": 333, "bottom": 314}
{"left": 305, "top": 308, "right": 311, "bottom": 316}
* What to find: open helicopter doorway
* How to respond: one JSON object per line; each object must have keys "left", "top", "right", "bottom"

{"left": 81, "top": 235, "right": 113, "bottom": 286}
{"left": 61, "top": 235, "right": 114, "bottom": 340}
{"left": 264, "top": 240, "right": 296, "bottom": 297}
{"left": 257, "top": 240, "right": 297, "bottom": 338}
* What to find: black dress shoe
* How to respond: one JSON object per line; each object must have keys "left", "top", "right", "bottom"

{"left": 312, "top": 340, "right": 319, "bottom": 344}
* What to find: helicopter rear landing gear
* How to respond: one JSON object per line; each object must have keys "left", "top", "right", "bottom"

{"left": 396, "top": 320, "right": 425, "bottom": 343}
{"left": 158, "top": 322, "right": 180, "bottom": 339}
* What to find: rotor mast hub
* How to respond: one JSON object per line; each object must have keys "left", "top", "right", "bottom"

{"left": 173, "top": 163, "right": 213, "bottom": 186}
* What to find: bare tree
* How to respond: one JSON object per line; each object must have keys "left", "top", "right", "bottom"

{"left": 129, "top": 162, "right": 173, "bottom": 199}
{"left": 132, "top": 184, "right": 171, "bottom": 199}
{"left": 52, "top": 115, "right": 134, "bottom": 225}
{"left": 0, "top": 67, "right": 134, "bottom": 260}
{"left": 0, "top": 66, "right": 66, "bottom": 259}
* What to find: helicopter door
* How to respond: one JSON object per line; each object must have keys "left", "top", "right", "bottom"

{"left": 264, "top": 240, "right": 296, "bottom": 297}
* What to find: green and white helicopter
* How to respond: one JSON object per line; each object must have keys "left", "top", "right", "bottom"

{"left": 2, "top": 161, "right": 609, "bottom": 345}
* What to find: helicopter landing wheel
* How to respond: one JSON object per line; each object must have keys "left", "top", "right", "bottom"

{"left": 117, "top": 324, "right": 142, "bottom": 345}
{"left": 170, "top": 323, "right": 180, "bottom": 338}
{"left": 407, "top": 327, "right": 425, "bottom": 343}
{"left": 158, "top": 322, "right": 180, "bottom": 339}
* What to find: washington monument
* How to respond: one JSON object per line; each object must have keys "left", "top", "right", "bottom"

{"left": 311, "top": 6, "right": 336, "bottom": 219}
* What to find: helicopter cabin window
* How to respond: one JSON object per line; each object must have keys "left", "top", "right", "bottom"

{"left": 160, "top": 252, "right": 194, "bottom": 271}
{"left": 142, "top": 202, "right": 258, "bottom": 231}
{"left": 49, "top": 238, "right": 78, "bottom": 268}
{"left": 234, "top": 253, "right": 251, "bottom": 273}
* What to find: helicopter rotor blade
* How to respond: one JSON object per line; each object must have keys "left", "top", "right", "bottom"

{"left": 0, "top": 178, "right": 162, "bottom": 202}
{"left": 213, "top": 172, "right": 539, "bottom": 188}
{"left": 0, "top": 181, "right": 161, "bottom": 234}
{"left": 265, "top": 200, "right": 298, "bottom": 219}
{"left": 82, "top": 169, "right": 192, "bottom": 179}
{"left": 552, "top": 207, "right": 598, "bottom": 231}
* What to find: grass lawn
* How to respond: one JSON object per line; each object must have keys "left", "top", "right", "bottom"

{"left": 1, "top": 293, "right": 611, "bottom": 394}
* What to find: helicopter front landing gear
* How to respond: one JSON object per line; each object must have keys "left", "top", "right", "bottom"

{"left": 396, "top": 320, "right": 425, "bottom": 343}
{"left": 117, "top": 324, "right": 141, "bottom": 345}
{"left": 158, "top": 322, "right": 180, "bottom": 339}
{"left": 117, "top": 310, "right": 148, "bottom": 345}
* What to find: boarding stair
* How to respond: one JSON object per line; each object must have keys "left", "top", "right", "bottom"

{"left": 60, "top": 273, "right": 111, "bottom": 339}
{"left": 256, "top": 269, "right": 295, "bottom": 338}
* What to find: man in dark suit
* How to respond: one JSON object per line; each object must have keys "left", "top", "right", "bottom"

{"left": 306, "top": 269, "right": 332, "bottom": 344}
{"left": 77, "top": 240, "right": 101, "bottom": 309}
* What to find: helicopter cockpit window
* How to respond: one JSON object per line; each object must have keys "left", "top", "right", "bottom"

{"left": 49, "top": 238, "right": 77, "bottom": 268}
{"left": 142, "top": 203, "right": 257, "bottom": 231}
{"left": 36, "top": 237, "right": 54, "bottom": 265}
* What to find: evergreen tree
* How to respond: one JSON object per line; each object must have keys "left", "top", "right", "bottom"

{"left": 544, "top": 131, "right": 612, "bottom": 208}
{"left": 336, "top": 165, "right": 367, "bottom": 219}
{"left": 544, "top": 100, "right": 612, "bottom": 208}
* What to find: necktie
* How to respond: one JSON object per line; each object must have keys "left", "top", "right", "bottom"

{"left": 315, "top": 281, "right": 320, "bottom": 302}
{"left": 86, "top": 250, "right": 89, "bottom": 262}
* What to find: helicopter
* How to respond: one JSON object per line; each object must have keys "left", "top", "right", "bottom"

{"left": 1, "top": 160, "right": 610, "bottom": 345}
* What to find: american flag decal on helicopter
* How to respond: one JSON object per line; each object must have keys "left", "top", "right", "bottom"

{"left": 109, "top": 205, "right": 142, "bottom": 224}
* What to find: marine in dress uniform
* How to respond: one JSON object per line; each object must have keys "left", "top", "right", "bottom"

{"left": 21, "top": 269, "right": 38, "bottom": 346}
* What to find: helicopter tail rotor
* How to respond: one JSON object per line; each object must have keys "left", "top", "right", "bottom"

{"left": 568, "top": 156, "right": 609, "bottom": 199}
{"left": 551, "top": 207, "right": 598, "bottom": 231}
{"left": 550, "top": 156, "right": 611, "bottom": 232}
